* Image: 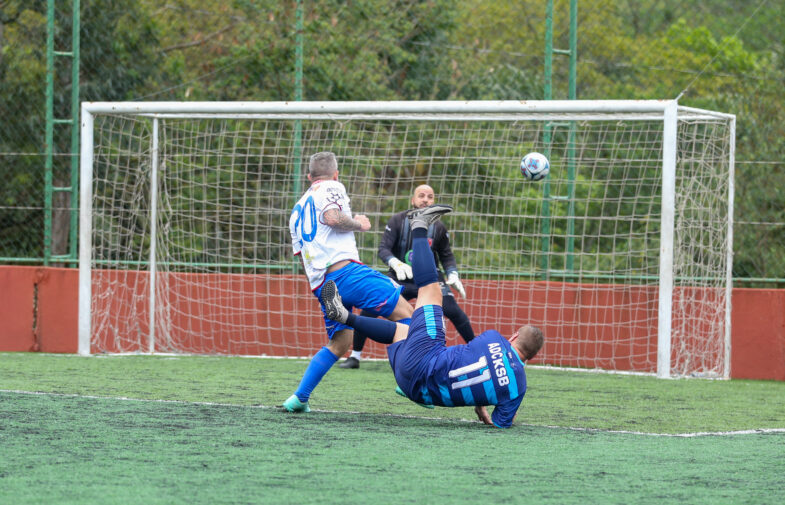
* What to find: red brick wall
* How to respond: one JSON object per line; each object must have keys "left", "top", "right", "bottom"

{"left": 1, "top": 266, "right": 782, "bottom": 380}
{"left": 730, "top": 288, "right": 785, "bottom": 380}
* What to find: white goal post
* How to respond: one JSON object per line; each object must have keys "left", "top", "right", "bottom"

{"left": 78, "top": 100, "right": 735, "bottom": 378}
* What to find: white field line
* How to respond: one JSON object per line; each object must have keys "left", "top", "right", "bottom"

{"left": 2, "top": 389, "right": 783, "bottom": 438}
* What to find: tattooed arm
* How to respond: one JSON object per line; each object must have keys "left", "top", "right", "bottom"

{"left": 322, "top": 208, "right": 371, "bottom": 232}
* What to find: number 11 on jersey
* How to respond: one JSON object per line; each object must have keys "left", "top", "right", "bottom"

{"left": 448, "top": 356, "right": 491, "bottom": 390}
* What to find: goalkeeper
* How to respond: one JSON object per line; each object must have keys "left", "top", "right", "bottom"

{"left": 322, "top": 204, "right": 544, "bottom": 428}
{"left": 339, "top": 184, "right": 475, "bottom": 369}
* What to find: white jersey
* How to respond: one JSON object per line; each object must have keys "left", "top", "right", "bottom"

{"left": 289, "top": 180, "right": 360, "bottom": 290}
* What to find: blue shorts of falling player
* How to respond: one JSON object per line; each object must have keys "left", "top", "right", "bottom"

{"left": 387, "top": 304, "right": 529, "bottom": 428}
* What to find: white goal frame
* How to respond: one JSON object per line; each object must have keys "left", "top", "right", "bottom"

{"left": 78, "top": 100, "right": 735, "bottom": 378}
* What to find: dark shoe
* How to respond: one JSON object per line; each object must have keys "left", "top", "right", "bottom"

{"left": 321, "top": 280, "right": 349, "bottom": 323}
{"left": 339, "top": 357, "right": 360, "bottom": 369}
{"left": 406, "top": 204, "right": 453, "bottom": 229}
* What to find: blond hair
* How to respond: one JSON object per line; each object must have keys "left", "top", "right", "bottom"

{"left": 515, "top": 325, "right": 544, "bottom": 361}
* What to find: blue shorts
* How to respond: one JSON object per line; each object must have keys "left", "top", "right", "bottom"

{"left": 387, "top": 304, "right": 445, "bottom": 397}
{"left": 313, "top": 262, "right": 404, "bottom": 340}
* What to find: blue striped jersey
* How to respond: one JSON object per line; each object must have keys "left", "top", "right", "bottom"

{"left": 413, "top": 330, "right": 527, "bottom": 428}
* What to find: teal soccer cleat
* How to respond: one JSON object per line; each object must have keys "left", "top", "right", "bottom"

{"left": 283, "top": 394, "right": 311, "bottom": 413}
{"left": 395, "top": 385, "right": 434, "bottom": 409}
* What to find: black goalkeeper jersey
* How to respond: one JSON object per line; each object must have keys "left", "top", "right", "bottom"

{"left": 377, "top": 209, "right": 458, "bottom": 276}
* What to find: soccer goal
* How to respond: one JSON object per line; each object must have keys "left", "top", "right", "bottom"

{"left": 78, "top": 100, "right": 734, "bottom": 378}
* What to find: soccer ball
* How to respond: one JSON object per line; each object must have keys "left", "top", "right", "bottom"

{"left": 520, "top": 152, "right": 550, "bottom": 181}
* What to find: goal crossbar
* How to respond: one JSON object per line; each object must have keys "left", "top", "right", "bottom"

{"left": 82, "top": 100, "right": 732, "bottom": 121}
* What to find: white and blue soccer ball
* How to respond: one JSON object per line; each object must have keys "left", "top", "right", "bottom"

{"left": 520, "top": 152, "right": 550, "bottom": 181}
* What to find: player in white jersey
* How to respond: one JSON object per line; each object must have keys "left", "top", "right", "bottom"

{"left": 290, "top": 178, "right": 360, "bottom": 290}
{"left": 283, "top": 152, "right": 414, "bottom": 413}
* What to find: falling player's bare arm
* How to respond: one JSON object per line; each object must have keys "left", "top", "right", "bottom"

{"left": 474, "top": 406, "right": 492, "bottom": 425}
{"left": 323, "top": 208, "right": 371, "bottom": 232}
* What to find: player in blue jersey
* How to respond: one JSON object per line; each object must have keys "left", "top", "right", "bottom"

{"left": 283, "top": 152, "right": 414, "bottom": 413}
{"left": 321, "top": 204, "right": 544, "bottom": 427}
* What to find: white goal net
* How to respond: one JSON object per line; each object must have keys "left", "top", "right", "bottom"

{"left": 79, "top": 101, "right": 734, "bottom": 378}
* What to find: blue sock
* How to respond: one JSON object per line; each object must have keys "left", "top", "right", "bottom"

{"left": 294, "top": 346, "right": 339, "bottom": 402}
{"left": 346, "top": 314, "right": 397, "bottom": 344}
{"left": 412, "top": 227, "right": 439, "bottom": 287}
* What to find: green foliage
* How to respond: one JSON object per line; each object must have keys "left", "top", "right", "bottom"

{"left": 80, "top": 1, "right": 164, "bottom": 102}
{"left": 1, "top": 0, "right": 783, "bottom": 279}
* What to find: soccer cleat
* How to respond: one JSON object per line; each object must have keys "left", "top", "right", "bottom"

{"left": 338, "top": 356, "right": 360, "bottom": 369}
{"left": 282, "top": 394, "right": 311, "bottom": 413}
{"left": 320, "top": 280, "right": 349, "bottom": 323}
{"left": 395, "top": 385, "right": 434, "bottom": 409}
{"left": 406, "top": 204, "right": 453, "bottom": 229}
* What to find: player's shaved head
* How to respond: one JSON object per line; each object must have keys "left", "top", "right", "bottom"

{"left": 412, "top": 184, "right": 434, "bottom": 197}
{"left": 309, "top": 152, "right": 338, "bottom": 179}
{"left": 411, "top": 184, "right": 435, "bottom": 209}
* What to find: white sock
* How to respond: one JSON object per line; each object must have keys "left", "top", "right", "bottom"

{"left": 349, "top": 350, "right": 362, "bottom": 360}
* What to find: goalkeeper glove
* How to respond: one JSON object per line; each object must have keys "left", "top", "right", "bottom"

{"left": 446, "top": 271, "right": 466, "bottom": 299}
{"left": 388, "top": 257, "right": 413, "bottom": 281}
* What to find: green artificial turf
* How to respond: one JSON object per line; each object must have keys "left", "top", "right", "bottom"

{"left": 1, "top": 353, "right": 784, "bottom": 505}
